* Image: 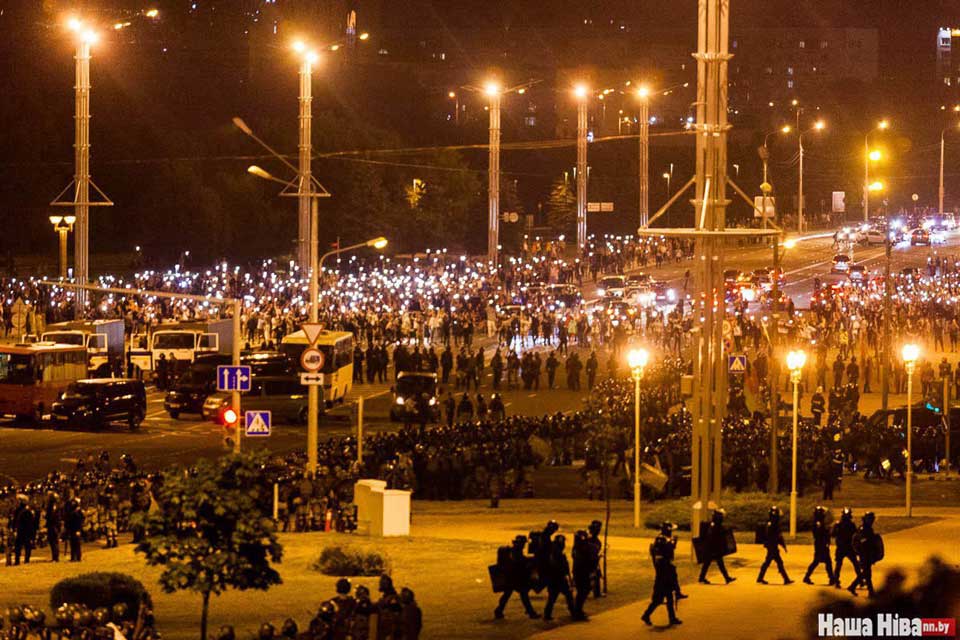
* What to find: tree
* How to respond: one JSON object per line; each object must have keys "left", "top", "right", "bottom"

{"left": 546, "top": 176, "right": 576, "bottom": 237}
{"left": 133, "top": 453, "right": 283, "bottom": 640}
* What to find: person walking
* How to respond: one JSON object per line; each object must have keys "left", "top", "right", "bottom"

{"left": 494, "top": 535, "right": 540, "bottom": 620}
{"left": 831, "top": 507, "right": 861, "bottom": 589}
{"left": 756, "top": 506, "right": 793, "bottom": 585}
{"left": 641, "top": 522, "right": 683, "bottom": 627}
{"left": 803, "top": 506, "right": 834, "bottom": 585}
{"left": 697, "top": 508, "right": 735, "bottom": 584}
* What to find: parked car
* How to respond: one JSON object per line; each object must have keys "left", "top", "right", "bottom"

{"left": 50, "top": 379, "right": 147, "bottom": 430}
{"left": 202, "top": 375, "right": 317, "bottom": 425}
{"left": 390, "top": 372, "right": 440, "bottom": 422}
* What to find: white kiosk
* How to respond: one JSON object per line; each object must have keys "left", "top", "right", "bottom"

{"left": 354, "top": 479, "right": 410, "bottom": 537}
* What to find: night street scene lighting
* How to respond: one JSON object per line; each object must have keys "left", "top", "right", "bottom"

{"left": 0, "top": 2, "right": 958, "bottom": 639}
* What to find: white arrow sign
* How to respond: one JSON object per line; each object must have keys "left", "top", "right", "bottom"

{"left": 300, "top": 372, "right": 325, "bottom": 386}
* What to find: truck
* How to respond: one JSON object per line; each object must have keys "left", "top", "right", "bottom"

{"left": 129, "top": 318, "right": 234, "bottom": 380}
{"left": 41, "top": 319, "right": 125, "bottom": 378}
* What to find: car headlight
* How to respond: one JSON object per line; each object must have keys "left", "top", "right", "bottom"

{"left": 667, "top": 289, "right": 677, "bottom": 301}
{"left": 596, "top": 288, "right": 605, "bottom": 297}
{"left": 395, "top": 396, "right": 405, "bottom": 406}
{"left": 428, "top": 397, "right": 436, "bottom": 406}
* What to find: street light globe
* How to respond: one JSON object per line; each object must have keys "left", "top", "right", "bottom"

{"left": 786, "top": 350, "right": 807, "bottom": 372}
{"left": 49, "top": 215, "right": 64, "bottom": 226}
{"left": 637, "top": 85, "right": 650, "bottom": 99}
{"left": 66, "top": 17, "right": 83, "bottom": 32}
{"left": 448, "top": 91, "right": 456, "bottom": 98}
{"left": 781, "top": 125, "right": 792, "bottom": 134}
{"left": 901, "top": 343, "right": 920, "bottom": 364}
{"left": 81, "top": 29, "right": 99, "bottom": 44}
{"left": 868, "top": 181, "right": 885, "bottom": 192}
{"left": 627, "top": 348, "right": 649, "bottom": 370}
{"left": 791, "top": 99, "right": 799, "bottom": 107}
{"left": 292, "top": 40, "right": 306, "bottom": 53}
{"left": 368, "top": 237, "right": 388, "bottom": 249}
{"left": 813, "top": 120, "right": 826, "bottom": 131}
{"left": 662, "top": 172, "right": 671, "bottom": 179}
{"left": 878, "top": 119, "right": 890, "bottom": 130}
{"left": 869, "top": 149, "right": 882, "bottom": 162}
{"left": 484, "top": 81, "right": 501, "bottom": 97}
{"left": 305, "top": 50, "right": 319, "bottom": 64}
{"left": 359, "top": 32, "right": 370, "bottom": 41}
{"left": 574, "top": 84, "right": 589, "bottom": 99}
{"left": 64, "top": 215, "right": 76, "bottom": 225}
{"left": 783, "top": 238, "right": 798, "bottom": 249}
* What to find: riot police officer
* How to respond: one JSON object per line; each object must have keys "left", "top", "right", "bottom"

{"left": 45, "top": 492, "right": 63, "bottom": 562}
{"left": 757, "top": 506, "right": 793, "bottom": 585}
{"left": 542, "top": 535, "right": 576, "bottom": 621}
{"left": 64, "top": 497, "right": 84, "bottom": 562}
{"left": 811, "top": 387, "right": 826, "bottom": 425}
{"left": 494, "top": 535, "right": 540, "bottom": 619}
{"left": 849, "top": 511, "right": 883, "bottom": 597}
{"left": 587, "top": 520, "right": 604, "bottom": 598}
{"left": 12, "top": 495, "right": 36, "bottom": 565}
{"left": 831, "top": 507, "right": 861, "bottom": 588}
{"left": 803, "top": 505, "right": 834, "bottom": 585}
{"left": 698, "top": 508, "right": 735, "bottom": 584}
{"left": 641, "top": 522, "right": 682, "bottom": 627}
{"left": 571, "top": 530, "right": 597, "bottom": 620}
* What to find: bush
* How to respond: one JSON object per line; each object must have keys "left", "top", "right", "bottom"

{"left": 50, "top": 572, "right": 151, "bottom": 620}
{"left": 643, "top": 491, "right": 829, "bottom": 532}
{"left": 312, "top": 546, "right": 390, "bottom": 577}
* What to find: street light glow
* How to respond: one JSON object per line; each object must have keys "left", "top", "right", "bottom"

{"left": 49, "top": 215, "right": 64, "bottom": 226}
{"left": 367, "top": 237, "right": 389, "bottom": 249}
{"left": 448, "top": 91, "right": 456, "bottom": 98}
{"left": 786, "top": 350, "right": 806, "bottom": 372}
{"left": 868, "top": 181, "right": 885, "bottom": 192}
{"left": 901, "top": 343, "right": 920, "bottom": 363}
{"left": 359, "top": 32, "right": 370, "bottom": 41}
{"left": 145, "top": 8, "right": 159, "bottom": 18}
{"left": 627, "top": 348, "right": 650, "bottom": 370}
{"left": 791, "top": 99, "right": 799, "bottom": 107}
{"left": 878, "top": 119, "right": 890, "bottom": 130}
{"left": 574, "top": 84, "right": 588, "bottom": 99}
{"left": 305, "top": 50, "right": 319, "bottom": 64}
{"left": 484, "top": 81, "right": 501, "bottom": 97}
{"left": 662, "top": 172, "right": 671, "bottom": 179}
{"left": 813, "top": 120, "right": 826, "bottom": 131}
{"left": 637, "top": 85, "right": 650, "bottom": 99}
{"left": 67, "top": 17, "right": 83, "bottom": 32}
{"left": 781, "top": 125, "right": 792, "bottom": 134}
{"left": 247, "top": 165, "right": 273, "bottom": 180}
{"left": 64, "top": 215, "right": 76, "bottom": 225}
{"left": 783, "top": 238, "right": 798, "bottom": 249}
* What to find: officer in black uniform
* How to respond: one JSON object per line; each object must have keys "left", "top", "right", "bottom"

{"left": 757, "top": 506, "right": 793, "bottom": 585}
{"left": 571, "top": 530, "right": 597, "bottom": 620}
{"left": 45, "top": 492, "right": 63, "bottom": 562}
{"left": 811, "top": 387, "right": 826, "bottom": 425}
{"left": 494, "top": 535, "right": 540, "bottom": 620}
{"left": 849, "top": 511, "right": 882, "bottom": 597}
{"left": 831, "top": 507, "right": 860, "bottom": 588}
{"left": 12, "top": 495, "right": 36, "bottom": 565}
{"left": 587, "top": 520, "right": 604, "bottom": 598}
{"left": 803, "top": 505, "right": 834, "bottom": 585}
{"left": 543, "top": 535, "right": 576, "bottom": 621}
{"left": 698, "top": 508, "right": 736, "bottom": 584}
{"left": 64, "top": 497, "right": 84, "bottom": 562}
{"left": 641, "top": 522, "right": 683, "bottom": 627}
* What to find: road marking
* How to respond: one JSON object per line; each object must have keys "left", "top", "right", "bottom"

{"left": 146, "top": 410, "right": 168, "bottom": 419}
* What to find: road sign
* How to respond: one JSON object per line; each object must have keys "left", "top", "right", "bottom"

{"left": 301, "top": 322, "right": 324, "bottom": 345}
{"left": 244, "top": 410, "right": 271, "bottom": 437}
{"left": 728, "top": 355, "right": 747, "bottom": 374}
{"left": 217, "top": 365, "right": 252, "bottom": 392}
{"left": 300, "top": 372, "right": 325, "bottom": 386}
{"left": 753, "top": 196, "right": 776, "bottom": 219}
{"left": 832, "top": 191, "right": 846, "bottom": 213}
{"left": 300, "top": 347, "right": 324, "bottom": 372}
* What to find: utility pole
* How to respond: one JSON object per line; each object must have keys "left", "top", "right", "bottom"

{"left": 940, "top": 128, "right": 947, "bottom": 218}
{"left": 52, "top": 22, "right": 113, "bottom": 317}
{"left": 797, "top": 135, "right": 805, "bottom": 233}
{"left": 881, "top": 234, "right": 892, "bottom": 413}
{"left": 638, "top": 88, "right": 650, "bottom": 228}
{"left": 296, "top": 47, "right": 317, "bottom": 269}
{"left": 575, "top": 87, "right": 589, "bottom": 254}
{"left": 487, "top": 84, "right": 502, "bottom": 261}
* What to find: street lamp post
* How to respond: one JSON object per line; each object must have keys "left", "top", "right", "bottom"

{"left": 939, "top": 123, "right": 960, "bottom": 218}
{"left": 902, "top": 343, "right": 919, "bottom": 517}
{"left": 786, "top": 349, "right": 806, "bottom": 538}
{"left": 49, "top": 215, "right": 76, "bottom": 278}
{"left": 574, "top": 85, "right": 589, "bottom": 255}
{"left": 628, "top": 347, "right": 650, "bottom": 528}
{"left": 486, "top": 82, "right": 502, "bottom": 262}
{"left": 797, "top": 121, "right": 824, "bottom": 233}
{"left": 292, "top": 42, "right": 318, "bottom": 269}
{"left": 637, "top": 86, "right": 650, "bottom": 229}
{"left": 864, "top": 120, "right": 890, "bottom": 222}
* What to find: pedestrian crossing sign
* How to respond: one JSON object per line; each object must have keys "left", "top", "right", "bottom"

{"left": 728, "top": 355, "right": 747, "bottom": 374}
{"left": 244, "top": 410, "right": 271, "bottom": 437}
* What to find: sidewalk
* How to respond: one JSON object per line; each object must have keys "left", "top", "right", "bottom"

{"left": 532, "top": 515, "right": 960, "bottom": 639}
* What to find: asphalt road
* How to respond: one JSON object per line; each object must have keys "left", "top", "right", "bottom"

{"left": 0, "top": 374, "right": 589, "bottom": 484}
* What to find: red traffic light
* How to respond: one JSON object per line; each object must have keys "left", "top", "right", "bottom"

{"left": 222, "top": 408, "right": 239, "bottom": 426}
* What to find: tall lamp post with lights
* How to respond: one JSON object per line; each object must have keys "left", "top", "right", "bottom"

{"left": 49, "top": 215, "right": 76, "bottom": 278}
{"left": 795, "top": 120, "right": 825, "bottom": 233}
{"left": 636, "top": 86, "right": 650, "bottom": 229}
{"left": 786, "top": 349, "right": 806, "bottom": 538}
{"left": 864, "top": 120, "right": 890, "bottom": 222}
{"left": 573, "top": 84, "right": 590, "bottom": 255}
{"left": 627, "top": 347, "right": 650, "bottom": 528}
{"left": 902, "top": 343, "right": 919, "bottom": 517}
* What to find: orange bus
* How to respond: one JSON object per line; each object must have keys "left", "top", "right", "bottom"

{"left": 0, "top": 343, "right": 88, "bottom": 420}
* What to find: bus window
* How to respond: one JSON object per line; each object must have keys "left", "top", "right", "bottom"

{"left": 0, "top": 353, "right": 35, "bottom": 385}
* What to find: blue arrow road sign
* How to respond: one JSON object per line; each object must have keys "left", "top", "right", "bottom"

{"left": 728, "top": 355, "right": 747, "bottom": 374}
{"left": 217, "top": 365, "right": 252, "bottom": 392}
{"left": 245, "top": 410, "right": 271, "bottom": 437}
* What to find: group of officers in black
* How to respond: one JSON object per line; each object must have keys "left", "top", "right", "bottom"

{"left": 493, "top": 506, "right": 886, "bottom": 629}
{"left": 491, "top": 519, "right": 603, "bottom": 622}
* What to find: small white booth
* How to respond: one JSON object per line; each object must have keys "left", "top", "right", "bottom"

{"left": 354, "top": 479, "right": 410, "bottom": 537}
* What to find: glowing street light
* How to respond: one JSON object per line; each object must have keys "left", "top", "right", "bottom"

{"left": 868, "top": 181, "right": 885, "bottom": 192}
{"left": 865, "top": 119, "right": 891, "bottom": 221}
{"left": 627, "top": 347, "right": 650, "bottom": 528}
{"left": 573, "top": 84, "right": 589, "bottom": 99}
{"left": 786, "top": 349, "right": 807, "bottom": 538}
{"left": 49, "top": 215, "right": 77, "bottom": 278}
{"left": 484, "top": 81, "right": 501, "bottom": 97}
{"left": 868, "top": 149, "right": 882, "bottom": 162}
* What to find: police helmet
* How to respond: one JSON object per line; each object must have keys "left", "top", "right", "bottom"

{"left": 660, "top": 521, "right": 676, "bottom": 536}
{"left": 280, "top": 618, "right": 298, "bottom": 638}
{"left": 335, "top": 578, "right": 351, "bottom": 595}
{"left": 862, "top": 511, "right": 875, "bottom": 527}
{"left": 769, "top": 506, "right": 782, "bottom": 519}
{"left": 589, "top": 519, "right": 602, "bottom": 535}
{"left": 712, "top": 508, "right": 726, "bottom": 523}
{"left": 841, "top": 507, "right": 853, "bottom": 520}
{"left": 813, "top": 505, "right": 827, "bottom": 521}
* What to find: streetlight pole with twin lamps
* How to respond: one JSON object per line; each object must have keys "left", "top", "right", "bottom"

{"left": 902, "top": 343, "right": 919, "bottom": 517}
{"left": 574, "top": 84, "right": 589, "bottom": 255}
{"left": 49, "top": 215, "right": 76, "bottom": 278}
{"left": 636, "top": 86, "right": 650, "bottom": 229}
{"left": 786, "top": 349, "right": 806, "bottom": 538}
{"left": 627, "top": 347, "right": 649, "bottom": 528}
{"left": 864, "top": 120, "right": 890, "bottom": 222}
{"left": 796, "top": 121, "right": 825, "bottom": 233}
{"left": 485, "top": 82, "right": 502, "bottom": 261}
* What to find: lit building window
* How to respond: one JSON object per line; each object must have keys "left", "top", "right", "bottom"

{"left": 820, "top": 40, "right": 829, "bottom": 49}
{"left": 787, "top": 80, "right": 794, "bottom": 89}
{"left": 787, "top": 67, "right": 794, "bottom": 75}
{"left": 524, "top": 116, "right": 537, "bottom": 127}
{"left": 799, "top": 40, "right": 805, "bottom": 48}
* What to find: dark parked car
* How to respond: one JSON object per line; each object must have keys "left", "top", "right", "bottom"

{"left": 390, "top": 372, "right": 440, "bottom": 422}
{"left": 164, "top": 351, "right": 293, "bottom": 418}
{"left": 50, "top": 379, "right": 147, "bottom": 430}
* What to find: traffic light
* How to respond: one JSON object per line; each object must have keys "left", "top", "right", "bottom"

{"left": 222, "top": 407, "right": 239, "bottom": 451}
